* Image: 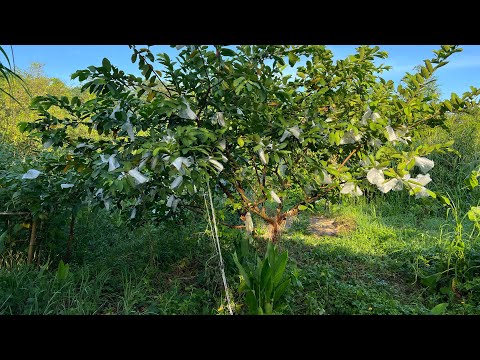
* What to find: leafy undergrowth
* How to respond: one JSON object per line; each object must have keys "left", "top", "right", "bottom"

{"left": 1, "top": 196, "right": 480, "bottom": 315}
{"left": 0, "top": 210, "right": 222, "bottom": 315}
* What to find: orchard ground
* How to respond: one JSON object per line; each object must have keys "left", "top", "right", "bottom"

{"left": 1, "top": 189, "right": 479, "bottom": 315}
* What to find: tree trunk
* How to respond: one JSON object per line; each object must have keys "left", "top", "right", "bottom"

{"left": 27, "top": 219, "right": 38, "bottom": 265}
{"left": 66, "top": 212, "right": 75, "bottom": 262}
{"left": 271, "top": 221, "right": 280, "bottom": 243}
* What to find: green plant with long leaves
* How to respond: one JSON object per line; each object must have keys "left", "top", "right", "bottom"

{"left": 0, "top": 46, "right": 29, "bottom": 103}
{"left": 233, "top": 242, "right": 290, "bottom": 314}
{"left": 21, "top": 45, "right": 480, "bottom": 242}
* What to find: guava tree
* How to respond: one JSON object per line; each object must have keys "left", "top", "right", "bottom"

{"left": 23, "top": 45, "right": 480, "bottom": 241}
{"left": 0, "top": 149, "right": 93, "bottom": 262}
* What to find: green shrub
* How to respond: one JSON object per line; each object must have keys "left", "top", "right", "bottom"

{"left": 233, "top": 242, "right": 290, "bottom": 314}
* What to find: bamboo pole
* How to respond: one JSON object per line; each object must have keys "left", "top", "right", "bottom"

{"left": 7, "top": 218, "right": 11, "bottom": 244}
{"left": 66, "top": 212, "right": 75, "bottom": 261}
{"left": 36, "top": 221, "right": 44, "bottom": 266}
{"left": 27, "top": 219, "right": 38, "bottom": 265}
{"left": 0, "top": 212, "right": 30, "bottom": 216}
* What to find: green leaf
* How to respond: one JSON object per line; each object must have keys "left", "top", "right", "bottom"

{"left": 264, "top": 302, "right": 273, "bottom": 315}
{"left": 145, "top": 66, "right": 153, "bottom": 79}
{"left": 451, "top": 93, "right": 461, "bottom": 105}
{"left": 439, "top": 195, "right": 451, "bottom": 206}
{"left": 233, "top": 76, "right": 245, "bottom": 88}
{"left": 260, "top": 261, "right": 271, "bottom": 289}
{"left": 425, "top": 60, "right": 434, "bottom": 73}
{"left": 298, "top": 205, "right": 308, "bottom": 211}
{"left": 440, "top": 286, "right": 453, "bottom": 295}
{"left": 264, "top": 276, "right": 274, "bottom": 301}
{"left": 18, "top": 122, "right": 29, "bottom": 133}
{"left": 71, "top": 96, "right": 81, "bottom": 107}
{"left": 430, "top": 303, "right": 448, "bottom": 315}
{"left": 220, "top": 48, "right": 236, "bottom": 57}
{"left": 0, "top": 46, "right": 12, "bottom": 67}
{"left": 237, "top": 137, "right": 244, "bottom": 147}
{"left": 235, "top": 83, "right": 245, "bottom": 95}
{"left": 273, "top": 278, "right": 290, "bottom": 303}
{"left": 467, "top": 206, "right": 480, "bottom": 223}
{"left": 415, "top": 73, "right": 424, "bottom": 84}
{"left": 288, "top": 52, "right": 300, "bottom": 67}
{"left": 153, "top": 147, "right": 167, "bottom": 156}
{"left": 465, "top": 170, "right": 479, "bottom": 189}
{"left": 266, "top": 242, "right": 275, "bottom": 266}
{"left": 233, "top": 252, "right": 251, "bottom": 289}
{"left": 421, "top": 273, "right": 441, "bottom": 289}
{"left": 147, "top": 91, "right": 156, "bottom": 102}
{"left": 443, "top": 100, "right": 453, "bottom": 112}
{"left": 0, "top": 230, "right": 7, "bottom": 253}
{"left": 406, "top": 158, "right": 416, "bottom": 170}
{"left": 56, "top": 260, "right": 70, "bottom": 281}
{"left": 272, "top": 250, "right": 288, "bottom": 285}
{"left": 102, "top": 58, "right": 111, "bottom": 72}
{"left": 437, "top": 61, "right": 448, "bottom": 69}
{"left": 421, "top": 67, "right": 429, "bottom": 79}
{"left": 358, "top": 47, "right": 365, "bottom": 59}
{"left": 245, "top": 290, "right": 258, "bottom": 314}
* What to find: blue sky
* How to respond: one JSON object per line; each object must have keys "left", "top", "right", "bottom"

{"left": 4, "top": 45, "right": 480, "bottom": 98}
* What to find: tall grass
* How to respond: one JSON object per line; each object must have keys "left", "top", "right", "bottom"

{"left": 0, "top": 262, "right": 110, "bottom": 315}
{"left": 417, "top": 108, "right": 480, "bottom": 209}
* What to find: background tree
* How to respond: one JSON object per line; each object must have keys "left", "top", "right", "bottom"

{"left": 0, "top": 63, "right": 97, "bottom": 151}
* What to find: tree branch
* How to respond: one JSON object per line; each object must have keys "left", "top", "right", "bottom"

{"left": 283, "top": 184, "right": 336, "bottom": 218}
{"left": 338, "top": 143, "right": 362, "bottom": 170}
{"left": 250, "top": 152, "right": 267, "bottom": 201}
{"left": 220, "top": 222, "right": 246, "bottom": 229}
{"left": 134, "top": 47, "right": 173, "bottom": 98}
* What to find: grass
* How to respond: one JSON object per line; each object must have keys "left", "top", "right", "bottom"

{"left": 278, "top": 193, "right": 480, "bottom": 314}
{"left": 0, "top": 207, "right": 223, "bottom": 315}
{"left": 2, "top": 192, "right": 478, "bottom": 315}
{"left": 279, "top": 200, "right": 434, "bottom": 314}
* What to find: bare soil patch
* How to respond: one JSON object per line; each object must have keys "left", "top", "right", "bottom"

{"left": 307, "top": 215, "right": 356, "bottom": 237}
{"left": 285, "top": 215, "right": 356, "bottom": 237}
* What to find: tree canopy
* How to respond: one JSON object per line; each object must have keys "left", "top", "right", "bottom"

{"left": 19, "top": 45, "right": 480, "bottom": 240}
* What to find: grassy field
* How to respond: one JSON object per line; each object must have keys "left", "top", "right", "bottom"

{"left": 1, "top": 191, "right": 479, "bottom": 315}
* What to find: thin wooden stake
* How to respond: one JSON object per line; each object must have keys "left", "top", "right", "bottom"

{"left": 66, "top": 212, "right": 75, "bottom": 261}
{"left": 204, "top": 182, "right": 234, "bottom": 315}
{"left": 0, "top": 212, "right": 30, "bottom": 216}
{"left": 27, "top": 219, "right": 38, "bottom": 265}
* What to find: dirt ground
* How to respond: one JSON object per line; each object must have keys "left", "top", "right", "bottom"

{"left": 285, "top": 215, "right": 356, "bottom": 237}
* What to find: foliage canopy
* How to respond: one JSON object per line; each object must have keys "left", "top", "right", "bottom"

{"left": 19, "top": 45, "right": 480, "bottom": 240}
